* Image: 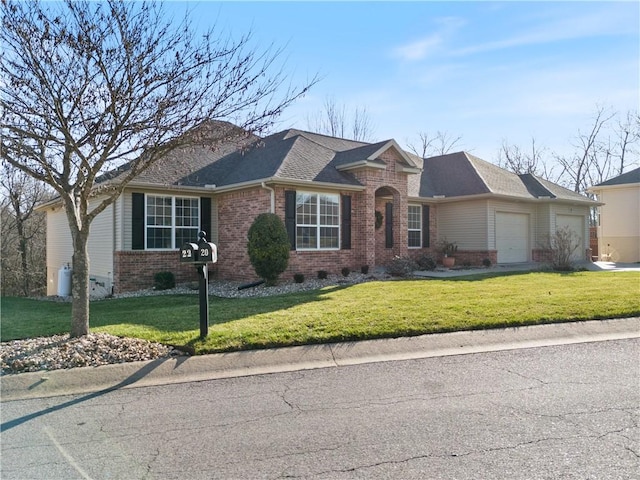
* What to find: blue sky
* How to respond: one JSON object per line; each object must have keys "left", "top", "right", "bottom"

{"left": 171, "top": 1, "right": 639, "bottom": 161}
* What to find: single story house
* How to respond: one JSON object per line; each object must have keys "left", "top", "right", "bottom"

{"left": 41, "top": 124, "right": 597, "bottom": 295}
{"left": 588, "top": 167, "right": 640, "bottom": 262}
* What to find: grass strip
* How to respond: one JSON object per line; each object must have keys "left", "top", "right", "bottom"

{"left": 2, "top": 271, "right": 638, "bottom": 354}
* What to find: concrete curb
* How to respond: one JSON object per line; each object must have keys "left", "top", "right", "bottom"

{"left": 1, "top": 318, "right": 638, "bottom": 402}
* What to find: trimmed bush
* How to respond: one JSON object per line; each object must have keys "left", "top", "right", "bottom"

{"left": 386, "top": 256, "right": 419, "bottom": 277}
{"left": 293, "top": 273, "right": 305, "bottom": 283}
{"left": 482, "top": 258, "right": 492, "bottom": 268}
{"left": 361, "top": 265, "right": 369, "bottom": 274}
{"left": 416, "top": 254, "right": 437, "bottom": 271}
{"left": 247, "top": 213, "right": 290, "bottom": 286}
{"left": 317, "top": 270, "right": 328, "bottom": 280}
{"left": 341, "top": 267, "right": 350, "bottom": 277}
{"left": 153, "top": 271, "right": 175, "bottom": 290}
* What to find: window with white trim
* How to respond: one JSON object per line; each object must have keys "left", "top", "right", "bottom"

{"left": 296, "top": 192, "right": 340, "bottom": 249}
{"left": 408, "top": 204, "right": 422, "bottom": 248}
{"left": 146, "top": 195, "right": 199, "bottom": 249}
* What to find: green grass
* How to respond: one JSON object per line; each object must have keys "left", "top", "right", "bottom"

{"left": 2, "top": 271, "right": 639, "bottom": 354}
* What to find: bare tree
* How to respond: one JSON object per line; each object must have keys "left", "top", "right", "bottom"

{"left": 553, "top": 107, "right": 639, "bottom": 194}
{"left": 498, "top": 137, "right": 553, "bottom": 178}
{"left": 306, "top": 97, "right": 375, "bottom": 141}
{"left": 406, "top": 131, "right": 463, "bottom": 158}
{"left": 612, "top": 111, "right": 640, "bottom": 175}
{"left": 1, "top": 161, "right": 50, "bottom": 296}
{"left": 0, "top": 0, "right": 316, "bottom": 336}
{"left": 553, "top": 106, "right": 616, "bottom": 193}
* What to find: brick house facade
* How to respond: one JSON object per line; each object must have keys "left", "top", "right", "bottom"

{"left": 42, "top": 125, "right": 597, "bottom": 295}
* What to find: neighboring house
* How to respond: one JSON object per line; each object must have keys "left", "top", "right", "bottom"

{"left": 40, "top": 125, "right": 597, "bottom": 295}
{"left": 588, "top": 167, "right": 640, "bottom": 262}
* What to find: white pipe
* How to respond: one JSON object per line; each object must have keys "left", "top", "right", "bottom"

{"left": 261, "top": 182, "right": 275, "bottom": 213}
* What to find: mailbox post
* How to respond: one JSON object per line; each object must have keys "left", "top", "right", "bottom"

{"left": 180, "top": 231, "right": 217, "bottom": 338}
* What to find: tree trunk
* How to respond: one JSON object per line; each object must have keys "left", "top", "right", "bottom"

{"left": 70, "top": 231, "right": 90, "bottom": 337}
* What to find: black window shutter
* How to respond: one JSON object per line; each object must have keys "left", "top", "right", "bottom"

{"left": 341, "top": 195, "right": 351, "bottom": 249}
{"left": 200, "top": 197, "right": 211, "bottom": 241}
{"left": 385, "top": 202, "right": 393, "bottom": 248}
{"left": 284, "top": 190, "right": 296, "bottom": 250}
{"left": 422, "top": 205, "right": 430, "bottom": 248}
{"left": 132, "top": 193, "right": 144, "bottom": 250}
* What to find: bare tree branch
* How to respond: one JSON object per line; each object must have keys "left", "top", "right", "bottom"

{"left": 406, "top": 131, "right": 463, "bottom": 158}
{"left": 0, "top": 0, "right": 317, "bottom": 336}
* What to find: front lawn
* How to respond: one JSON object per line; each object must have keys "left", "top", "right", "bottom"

{"left": 2, "top": 271, "right": 638, "bottom": 354}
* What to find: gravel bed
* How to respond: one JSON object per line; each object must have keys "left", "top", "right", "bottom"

{"left": 2, "top": 272, "right": 392, "bottom": 375}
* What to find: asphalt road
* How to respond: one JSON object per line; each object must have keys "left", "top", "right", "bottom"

{"left": 1, "top": 338, "right": 638, "bottom": 480}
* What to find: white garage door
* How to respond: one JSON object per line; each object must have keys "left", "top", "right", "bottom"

{"left": 556, "top": 214, "right": 584, "bottom": 261}
{"left": 496, "top": 212, "right": 529, "bottom": 263}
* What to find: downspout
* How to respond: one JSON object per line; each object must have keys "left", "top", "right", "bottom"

{"left": 261, "top": 182, "right": 275, "bottom": 213}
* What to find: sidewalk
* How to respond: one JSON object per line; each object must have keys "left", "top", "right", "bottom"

{"left": 413, "top": 261, "right": 640, "bottom": 278}
{"left": 2, "top": 317, "right": 638, "bottom": 402}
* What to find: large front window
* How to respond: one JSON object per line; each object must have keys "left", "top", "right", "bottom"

{"left": 296, "top": 192, "right": 340, "bottom": 249}
{"left": 408, "top": 205, "right": 422, "bottom": 248}
{"left": 146, "top": 195, "right": 199, "bottom": 249}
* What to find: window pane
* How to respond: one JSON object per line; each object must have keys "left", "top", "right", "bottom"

{"left": 408, "top": 231, "right": 421, "bottom": 248}
{"left": 175, "top": 197, "right": 199, "bottom": 227}
{"left": 319, "top": 194, "right": 339, "bottom": 226}
{"left": 147, "top": 196, "right": 172, "bottom": 226}
{"left": 408, "top": 205, "right": 421, "bottom": 230}
{"left": 147, "top": 227, "right": 171, "bottom": 249}
{"left": 176, "top": 227, "right": 199, "bottom": 247}
{"left": 296, "top": 226, "right": 317, "bottom": 249}
{"left": 319, "top": 226, "right": 339, "bottom": 249}
{"left": 296, "top": 193, "right": 317, "bottom": 225}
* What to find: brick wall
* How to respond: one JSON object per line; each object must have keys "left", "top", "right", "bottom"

{"left": 114, "top": 251, "right": 199, "bottom": 293}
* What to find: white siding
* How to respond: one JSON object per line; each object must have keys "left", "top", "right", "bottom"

{"left": 122, "top": 190, "right": 133, "bottom": 250}
{"left": 45, "top": 198, "right": 115, "bottom": 296}
{"left": 437, "top": 201, "right": 489, "bottom": 249}
{"left": 45, "top": 206, "right": 74, "bottom": 296}
{"left": 87, "top": 198, "right": 115, "bottom": 294}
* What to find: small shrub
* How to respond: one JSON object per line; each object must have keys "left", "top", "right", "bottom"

{"left": 416, "top": 254, "right": 436, "bottom": 271}
{"left": 341, "top": 267, "right": 350, "bottom": 277}
{"left": 482, "top": 258, "right": 492, "bottom": 268}
{"left": 293, "top": 273, "right": 305, "bottom": 283}
{"left": 247, "top": 213, "right": 290, "bottom": 286}
{"left": 544, "top": 226, "right": 580, "bottom": 272}
{"left": 153, "top": 271, "right": 175, "bottom": 290}
{"left": 462, "top": 260, "right": 472, "bottom": 268}
{"left": 317, "top": 270, "right": 328, "bottom": 279}
{"left": 386, "top": 256, "right": 419, "bottom": 277}
{"left": 361, "top": 265, "right": 369, "bottom": 274}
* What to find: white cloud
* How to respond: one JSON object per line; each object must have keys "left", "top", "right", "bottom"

{"left": 391, "top": 16, "right": 466, "bottom": 61}
{"left": 392, "top": 34, "right": 443, "bottom": 61}
{"left": 453, "top": 5, "right": 637, "bottom": 57}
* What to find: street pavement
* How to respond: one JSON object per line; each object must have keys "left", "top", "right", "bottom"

{"left": 1, "top": 337, "right": 638, "bottom": 479}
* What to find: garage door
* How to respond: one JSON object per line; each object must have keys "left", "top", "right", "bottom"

{"left": 556, "top": 214, "right": 584, "bottom": 261}
{"left": 496, "top": 212, "right": 529, "bottom": 263}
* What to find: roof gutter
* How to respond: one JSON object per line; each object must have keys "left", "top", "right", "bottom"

{"left": 261, "top": 182, "right": 275, "bottom": 213}
{"left": 407, "top": 192, "right": 601, "bottom": 206}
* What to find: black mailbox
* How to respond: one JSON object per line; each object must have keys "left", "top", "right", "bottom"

{"left": 180, "top": 242, "right": 199, "bottom": 263}
{"left": 198, "top": 242, "right": 217, "bottom": 263}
